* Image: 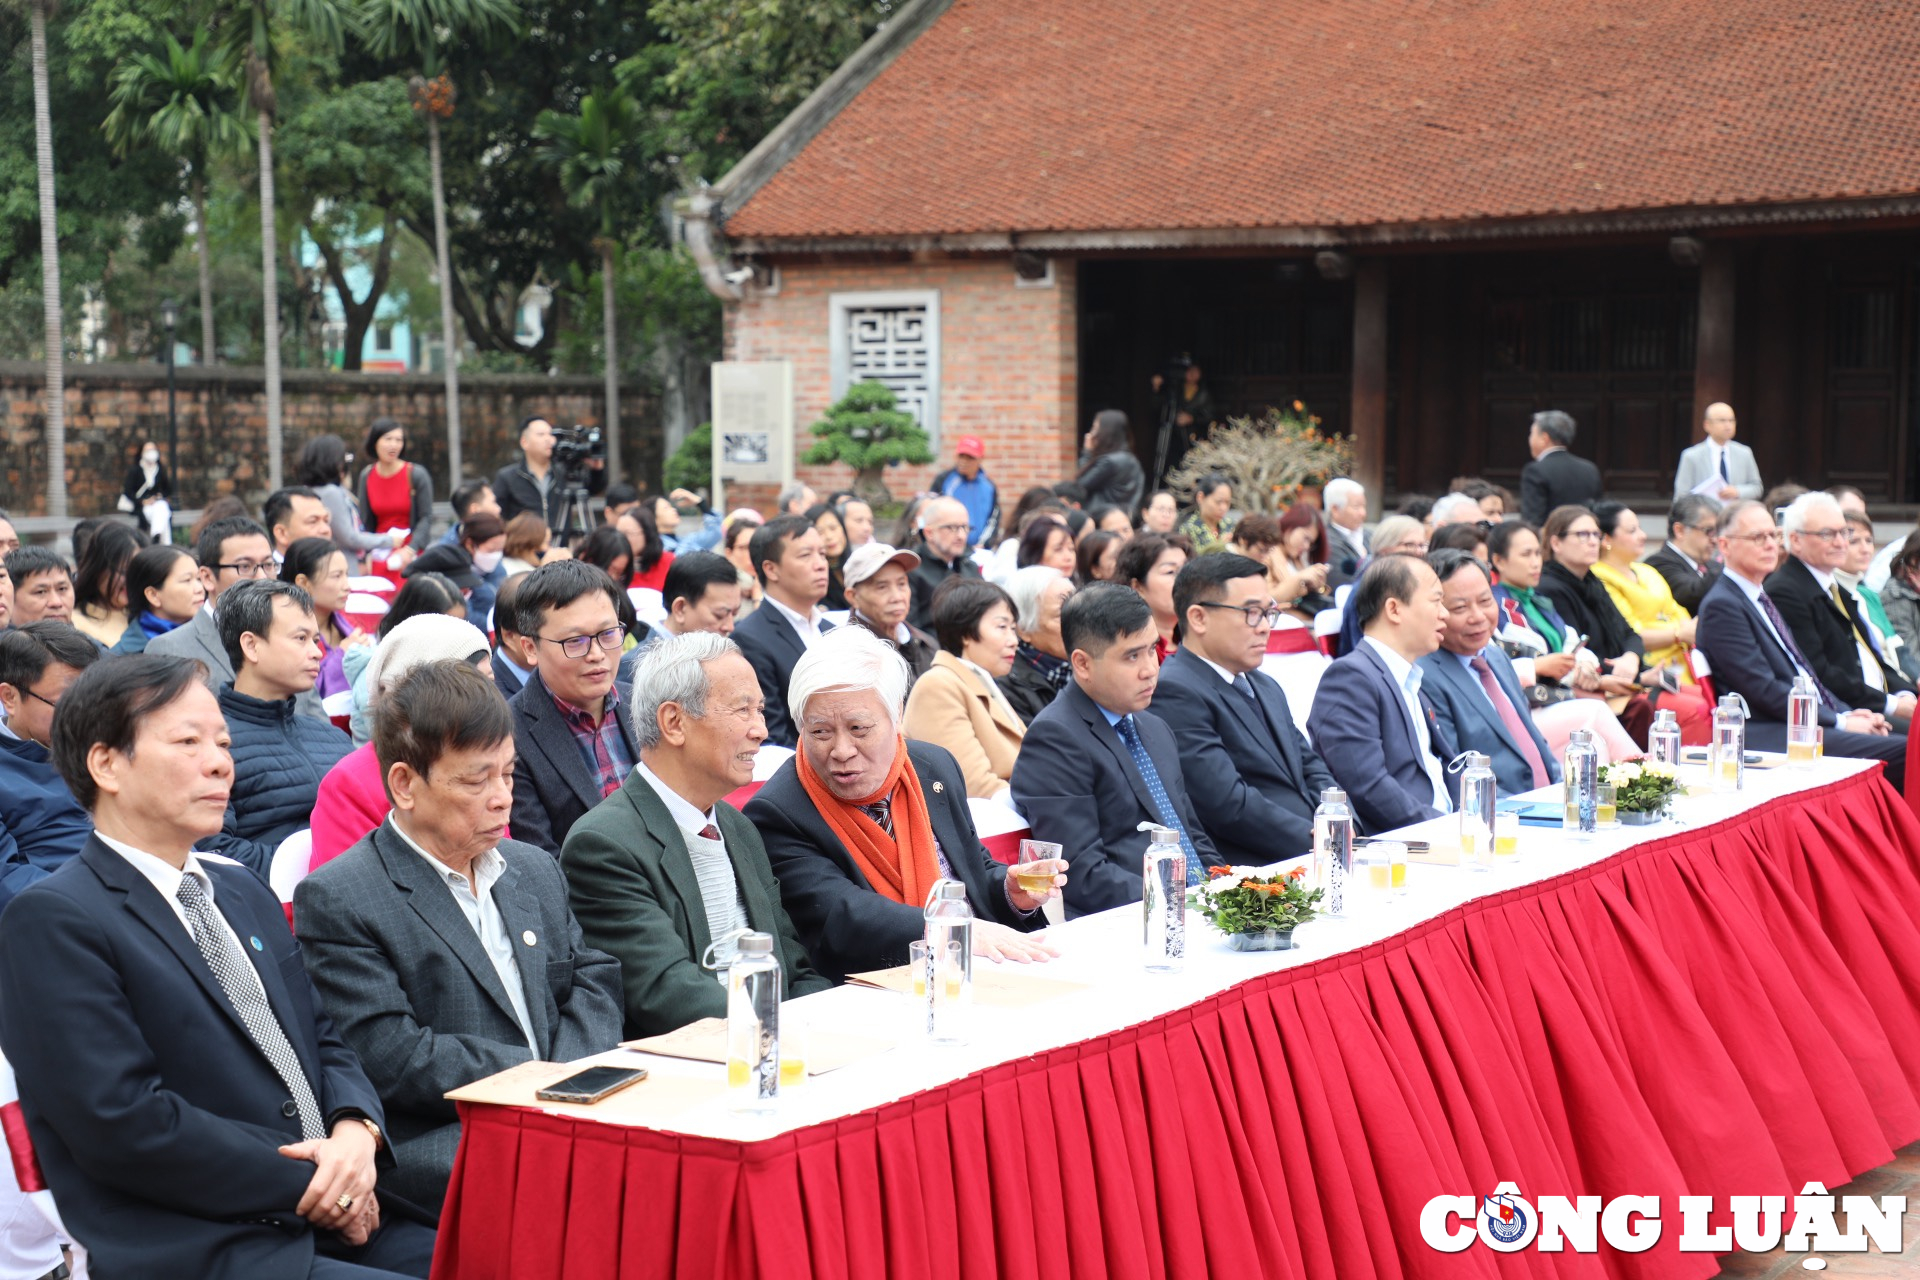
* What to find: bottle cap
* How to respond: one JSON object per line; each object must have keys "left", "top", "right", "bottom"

{"left": 1570, "top": 728, "right": 1593, "bottom": 745}
{"left": 1652, "top": 708, "right": 1677, "bottom": 726}
{"left": 736, "top": 932, "right": 774, "bottom": 955}
{"left": 1321, "top": 787, "right": 1346, "bottom": 804}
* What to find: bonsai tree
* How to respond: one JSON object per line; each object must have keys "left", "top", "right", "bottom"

{"left": 801, "top": 381, "right": 932, "bottom": 503}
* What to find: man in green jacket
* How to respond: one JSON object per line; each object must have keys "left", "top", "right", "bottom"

{"left": 560, "top": 632, "right": 829, "bottom": 1037}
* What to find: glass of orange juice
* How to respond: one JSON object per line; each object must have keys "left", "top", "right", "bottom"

{"left": 780, "top": 1013, "right": 808, "bottom": 1088}
{"left": 907, "top": 940, "right": 929, "bottom": 999}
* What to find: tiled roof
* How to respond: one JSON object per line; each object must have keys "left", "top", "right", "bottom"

{"left": 724, "top": 0, "right": 1920, "bottom": 242}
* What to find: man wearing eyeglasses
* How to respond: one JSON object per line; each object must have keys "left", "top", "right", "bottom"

{"left": 907, "top": 497, "right": 982, "bottom": 631}
{"left": 1767, "top": 491, "right": 1916, "bottom": 727}
{"left": 1646, "top": 494, "right": 1724, "bottom": 614}
{"left": 149, "top": 515, "right": 331, "bottom": 722}
{"left": 1150, "top": 554, "right": 1337, "bottom": 863}
{"left": 1695, "top": 500, "right": 1906, "bottom": 785}
{"left": 506, "top": 560, "right": 643, "bottom": 855}
{"left": 0, "top": 622, "right": 99, "bottom": 912}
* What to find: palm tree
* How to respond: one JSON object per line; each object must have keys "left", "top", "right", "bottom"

{"left": 216, "top": 0, "right": 350, "bottom": 489}
{"left": 104, "top": 31, "right": 250, "bottom": 367}
{"left": 358, "top": 0, "right": 519, "bottom": 489}
{"left": 535, "top": 87, "right": 641, "bottom": 485}
{"left": 24, "top": 0, "right": 65, "bottom": 520}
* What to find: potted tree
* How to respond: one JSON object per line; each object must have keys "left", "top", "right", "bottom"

{"left": 801, "top": 381, "right": 933, "bottom": 505}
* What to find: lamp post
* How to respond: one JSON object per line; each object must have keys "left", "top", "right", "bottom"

{"left": 160, "top": 297, "right": 179, "bottom": 509}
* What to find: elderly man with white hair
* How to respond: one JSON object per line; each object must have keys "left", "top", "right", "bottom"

{"left": 1427, "top": 492, "right": 1485, "bottom": 528}
{"left": 744, "top": 625, "right": 1063, "bottom": 980}
{"left": 1766, "top": 490, "right": 1917, "bottom": 726}
{"left": 1323, "top": 477, "right": 1369, "bottom": 587}
{"left": 562, "top": 632, "right": 830, "bottom": 1035}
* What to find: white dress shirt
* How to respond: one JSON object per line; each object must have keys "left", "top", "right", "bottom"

{"left": 388, "top": 817, "right": 538, "bottom": 1053}
{"left": 633, "top": 761, "right": 747, "bottom": 967}
{"left": 1361, "top": 637, "right": 1451, "bottom": 812}
{"left": 1805, "top": 562, "right": 1893, "bottom": 705}
{"left": 765, "top": 594, "right": 828, "bottom": 650}
{"left": 97, "top": 833, "right": 241, "bottom": 945}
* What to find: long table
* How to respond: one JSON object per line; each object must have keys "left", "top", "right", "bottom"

{"left": 430, "top": 759, "right": 1920, "bottom": 1279}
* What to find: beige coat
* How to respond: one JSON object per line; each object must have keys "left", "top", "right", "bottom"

{"left": 903, "top": 650, "right": 1026, "bottom": 800}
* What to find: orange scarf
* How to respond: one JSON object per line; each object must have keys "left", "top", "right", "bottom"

{"left": 797, "top": 735, "right": 941, "bottom": 907}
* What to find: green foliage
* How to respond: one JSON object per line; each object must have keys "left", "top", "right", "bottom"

{"left": 1188, "top": 868, "right": 1323, "bottom": 935}
{"left": 803, "top": 381, "right": 931, "bottom": 472}
{"left": 357, "top": 0, "right": 520, "bottom": 71}
{"left": 665, "top": 422, "right": 712, "bottom": 493}
{"left": 533, "top": 86, "right": 644, "bottom": 239}
{"left": 103, "top": 30, "right": 250, "bottom": 166}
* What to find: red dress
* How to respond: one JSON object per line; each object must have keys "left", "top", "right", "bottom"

{"left": 365, "top": 465, "right": 412, "bottom": 537}
{"left": 630, "top": 552, "right": 675, "bottom": 593}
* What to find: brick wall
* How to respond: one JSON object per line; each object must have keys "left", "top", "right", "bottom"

{"left": 722, "top": 256, "right": 1079, "bottom": 519}
{"left": 0, "top": 360, "right": 655, "bottom": 519}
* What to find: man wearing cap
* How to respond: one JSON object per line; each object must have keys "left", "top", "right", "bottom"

{"left": 934, "top": 437, "right": 999, "bottom": 551}
{"left": 844, "top": 543, "right": 938, "bottom": 682}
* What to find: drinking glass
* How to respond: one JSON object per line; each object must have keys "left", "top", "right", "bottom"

{"left": 1015, "top": 840, "right": 1063, "bottom": 895}
{"left": 907, "top": 940, "right": 929, "bottom": 999}
{"left": 1597, "top": 784, "right": 1618, "bottom": 829}
{"left": 780, "top": 1013, "right": 808, "bottom": 1088}
{"left": 1494, "top": 812, "right": 1521, "bottom": 860}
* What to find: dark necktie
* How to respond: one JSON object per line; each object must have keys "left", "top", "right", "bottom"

{"left": 1469, "top": 655, "right": 1549, "bottom": 787}
{"left": 698, "top": 823, "right": 721, "bottom": 841}
{"left": 858, "top": 798, "right": 894, "bottom": 837}
{"left": 1719, "top": 451, "right": 1730, "bottom": 484}
{"left": 1115, "top": 716, "right": 1201, "bottom": 884}
{"left": 1231, "top": 672, "right": 1260, "bottom": 707}
{"left": 1755, "top": 591, "right": 1845, "bottom": 713}
{"left": 175, "top": 875, "right": 325, "bottom": 1140}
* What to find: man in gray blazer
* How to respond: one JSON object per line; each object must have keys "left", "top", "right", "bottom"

{"left": 562, "top": 633, "right": 828, "bottom": 1038}
{"left": 1672, "top": 402, "right": 1763, "bottom": 505}
{"left": 296, "top": 660, "right": 623, "bottom": 1210}
{"left": 1418, "top": 551, "right": 1562, "bottom": 797}
{"left": 150, "top": 513, "right": 326, "bottom": 720}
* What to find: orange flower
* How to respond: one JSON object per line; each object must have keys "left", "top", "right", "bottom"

{"left": 1292, "top": 400, "right": 1305, "bottom": 411}
{"left": 1208, "top": 865, "right": 1237, "bottom": 880}
{"left": 1287, "top": 866, "right": 1307, "bottom": 881}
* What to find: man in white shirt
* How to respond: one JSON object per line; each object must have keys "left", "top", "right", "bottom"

{"left": 0, "top": 653, "right": 437, "bottom": 1278}
{"left": 729, "top": 515, "right": 833, "bottom": 746}
{"left": 1672, "top": 402, "right": 1763, "bottom": 504}
{"left": 295, "top": 658, "right": 623, "bottom": 1210}
{"left": 559, "top": 632, "right": 829, "bottom": 1037}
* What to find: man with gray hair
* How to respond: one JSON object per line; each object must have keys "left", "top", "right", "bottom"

{"left": 1428, "top": 492, "right": 1484, "bottom": 528}
{"left": 1519, "top": 409, "right": 1603, "bottom": 525}
{"left": 1323, "top": 477, "right": 1370, "bottom": 587}
{"left": 1766, "top": 491, "right": 1916, "bottom": 726}
{"left": 777, "top": 482, "right": 818, "bottom": 517}
{"left": 560, "top": 631, "right": 829, "bottom": 1036}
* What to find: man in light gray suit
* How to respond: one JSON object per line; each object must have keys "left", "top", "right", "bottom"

{"left": 1672, "top": 402, "right": 1763, "bottom": 505}
{"left": 295, "top": 659, "right": 624, "bottom": 1210}
{"left": 149, "top": 513, "right": 327, "bottom": 720}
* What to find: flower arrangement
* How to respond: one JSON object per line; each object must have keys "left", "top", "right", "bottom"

{"left": 1164, "top": 404, "right": 1356, "bottom": 514}
{"left": 1189, "top": 865, "right": 1323, "bottom": 937}
{"left": 1600, "top": 759, "right": 1683, "bottom": 815}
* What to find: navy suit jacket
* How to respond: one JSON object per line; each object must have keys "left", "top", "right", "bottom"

{"left": 1694, "top": 573, "right": 1841, "bottom": 727}
{"left": 731, "top": 601, "right": 833, "bottom": 748}
{"left": 1010, "top": 680, "right": 1221, "bottom": 917}
{"left": 1306, "top": 640, "right": 1456, "bottom": 835}
{"left": 1150, "top": 648, "right": 1335, "bottom": 863}
{"left": 1418, "top": 647, "right": 1562, "bottom": 797}
{"left": 0, "top": 838, "right": 392, "bottom": 1280}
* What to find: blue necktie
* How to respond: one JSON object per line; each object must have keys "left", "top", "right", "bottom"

{"left": 1115, "top": 716, "right": 1202, "bottom": 884}
{"left": 1719, "top": 451, "right": 1730, "bottom": 483}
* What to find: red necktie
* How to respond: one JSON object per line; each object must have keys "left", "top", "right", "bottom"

{"left": 1470, "top": 655, "right": 1550, "bottom": 788}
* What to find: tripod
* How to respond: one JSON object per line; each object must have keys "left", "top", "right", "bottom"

{"left": 1150, "top": 392, "right": 1181, "bottom": 490}
{"left": 553, "top": 473, "right": 595, "bottom": 545}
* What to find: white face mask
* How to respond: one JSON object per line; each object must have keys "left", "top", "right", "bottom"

{"left": 472, "top": 550, "right": 504, "bottom": 574}
{"left": 142, "top": 448, "right": 160, "bottom": 465}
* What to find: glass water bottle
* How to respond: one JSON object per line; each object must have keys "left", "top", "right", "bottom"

{"left": 1711, "top": 693, "right": 1748, "bottom": 792}
{"left": 1312, "top": 788, "right": 1352, "bottom": 918}
{"left": 1787, "top": 675, "right": 1820, "bottom": 768}
{"left": 725, "top": 932, "right": 782, "bottom": 1112}
{"left": 923, "top": 880, "right": 974, "bottom": 1043}
{"left": 1140, "top": 823, "right": 1186, "bottom": 972}
{"left": 1451, "top": 752, "right": 1497, "bottom": 872}
{"left": 1648, "top": 708, "right": 1683, "bottom": 770}
{"left": 1562, "top": 729, "right": 1599, "bottom": 839}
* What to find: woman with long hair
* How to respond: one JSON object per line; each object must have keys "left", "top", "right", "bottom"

{"left": 297, "top": 433, "right": 394, "bottom": 571}
{"left": 616, "top": 505, "right": 674, "bottom": 592}
{"left": 578, "top": 525, "right": 635, "bottom": 591}
{"left": 723, "top": 515, "right": 763, "bottom": 614}
{"left": 1273, "top": 502, "right": 1333, "bottom": 616}
{"left": 1016, "top": 516, "right": 1077, "bottom": 577}
{"left": 404, "top": 513, "right": 507, "bottom": 627}
{"left": 71, "top": 521, "right": 142, "bottom": 648}
{"left": 111, "top": 544, "right": 203, "bottom": 655}
{"left": 1075, "top": 410, "right": 1145, "bottom": 515}
{"left": 1589, "top": 501, "right": 1697, "bottom": 680}
{"left": 280, "top": 537, "right": 364, "bottom": 699}
{"left": 1075, "top": 529, "right": 1122, "bottom": 585}
{"left": 1177, "top": 473, "right": 1236, "bottom": 557}
{"left": 354, "top": 417, "right": 433, "bottom": 573}
{"left": 808, "top": 503, "right": 852, "bottom": 610}
{"left": 1115, "top": 532, "right": 1191, "bottom": 665}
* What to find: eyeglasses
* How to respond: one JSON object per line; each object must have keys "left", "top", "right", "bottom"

{"left": 1686, "top": 523, "right": 1719, "bottom": 535}
{"left": 217, "top": 560, "right": 276, "bottom": 578}
{"left": 1724, "top": 530, "right": 1785, "bottom": 544}
{"left": 1196, "top": 601, "right": 1286, "bottom": 628}
{"left": 925, "top": 522, "right": 969, "bottom": 536}
{"left": 537, "top": 626, "right": 624, "bottom": 659}
{"left": 1796, "top": 527, "right": 1849, "bottom": 543}
{"left": 18, "top": 688, "right": 58, "bottom": 711}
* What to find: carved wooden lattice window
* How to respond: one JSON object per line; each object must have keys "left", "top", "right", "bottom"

{"left": 829, "top": 290, "right": 941, "bottom": 446}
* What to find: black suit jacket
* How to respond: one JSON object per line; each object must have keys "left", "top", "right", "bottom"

{"left": 0, "top": 838, "right": 392, "bottom": 1280}
{"left": 492, "top": 651, "right": 527, "bottom": 700}
{"left": 1765, "top": 555, "right": 1915, "bottom": 712}
{"left": 1644, "top": 544, "right": 1721, "bottom": 615}
{"left": 1149, "top": 648, "right": 1335, "bottom": 863}
{"left": 1306, "top": 640, "right": 1456, "bottom": 835}
{"left": 1010, "top": 681, "right": 1222, "bottom": 917}
{"left": 1519, "top": 448, "right": 1604, "bottom": 526}
{"left": 508, "top": 670, "right": 641, "bottom": 855}
{"left": 731, "top": 601, "right": 833, "bottom": 748}
{"left": 745, "top": 740, "right": 1038, "bottom": 980}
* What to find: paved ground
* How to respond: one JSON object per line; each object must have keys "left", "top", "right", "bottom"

{"left": 1714, "top": 1142, "right": 1920, "bottom": 1277}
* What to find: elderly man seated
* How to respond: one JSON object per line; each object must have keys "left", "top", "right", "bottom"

{"left": 295, "top": 660, "right": 624, "bottom": 1210}
{"left": 562, "top": 632, "right": 830, "bottom": 1036}
{"left": 744, "top": 625, "right": 1064, "bottom": 980}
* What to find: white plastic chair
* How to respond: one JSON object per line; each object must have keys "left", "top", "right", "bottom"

{"left": 342, "top": 592, "right": 391, "bottom": 618}
{"left": 751, "top": 745, "right": 796, "bottom": 781}
{"left": 1260, "top": 649, "right": 1331, "bottom": 733}
{"left": 269, "top": 829, "right": 313, "bottom": 905}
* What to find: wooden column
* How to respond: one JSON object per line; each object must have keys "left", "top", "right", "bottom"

{"left": 1691, "top": 244, "right": 1736, "bottom": 439}
{"left": 1349, "top": 258, "right": 1389, "bottom": 499}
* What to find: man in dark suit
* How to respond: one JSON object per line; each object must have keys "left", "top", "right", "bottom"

{"left": 1518, "top": 410, "right": 1604, "bottom": 526}
{"left": 0, "top": 655, "right": 435, "bottom": 1278}
{"left": 746, "top": 625, "right": 1059, "bottom": 977}
{"left": 1011, "top": 583, "right": 1221, "bottom": 916}
{"left": 489, "top": 570, "right": 535, "bottom": 700}
{"left": 564, "top": 632, "right": 829, "bottom": 1034}
{"left": 1151, "top": 553, "right": 1336, "bottom": 863}
{"left": 296, "top": 660, "right": 624, "bottom": 1209}
{"left": 908, "top": 497, "right": 983, "bottom": 630}
{"left": 506, "top": 560, "right": 642, "bottom": 854}
{"left": 729, "top": 514, "right": 833, "bottom": 747}
{"left": 1645, "top": 494, "right": 1723, "bottom": 615}
{"left": 1768, "top": 491, "right": 1916, "bottom": 727}
{"left": 1323, "top": 477, "right": 1370, "bottom": 589}
{"left": 1695, "top": 500, "right": 1904, "bottom": 784}
{"left": 1307, "top": 555, "right": 1456, "bottom": 834}
{"left": 1418, "top": 550, "right": 1562, "bottom": 797}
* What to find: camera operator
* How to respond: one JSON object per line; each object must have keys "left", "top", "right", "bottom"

{"left": 1148, "top": 357, "right": 1215, "bottom": 487}
{"left": 494, "top": 415, "right": 607, "bottom": 535}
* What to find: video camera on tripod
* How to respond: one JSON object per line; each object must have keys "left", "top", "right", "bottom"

{"left": 550, "top": 424, "right": 604, "bottom": 541}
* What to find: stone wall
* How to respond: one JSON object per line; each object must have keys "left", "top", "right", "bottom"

{"left": 722, "top": 256, "right": 1080, "bottom": 516}
{"left": 0, "top": 361, "right": 656, "bottom": 519}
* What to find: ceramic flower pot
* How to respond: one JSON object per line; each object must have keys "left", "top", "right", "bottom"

{"left": 1225, "top": 927, "right": 1298, "bottom": 952}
